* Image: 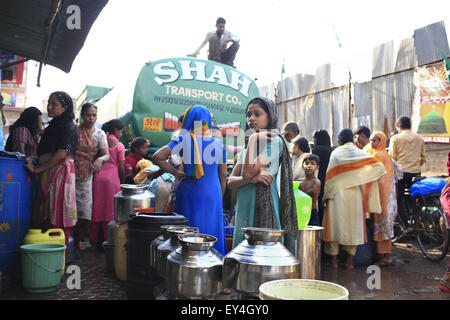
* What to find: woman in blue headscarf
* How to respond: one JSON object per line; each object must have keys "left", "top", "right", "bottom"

{"left": 153, "top": 105, "right": 227, "bottom": 255}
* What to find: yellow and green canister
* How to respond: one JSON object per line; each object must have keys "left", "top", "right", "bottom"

{"left": 23, "top": 229, "right": 66, "bottom": 276}
{"left": 292, "top": 181, "right": 312, "bottom": 229}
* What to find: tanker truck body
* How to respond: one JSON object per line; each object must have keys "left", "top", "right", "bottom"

{"left": 120, "top": 57, "right": 260, "bottom": 152}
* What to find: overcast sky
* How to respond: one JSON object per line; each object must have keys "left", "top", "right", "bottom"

{"left": 25, "top": 0, "right": 450, "bottom": 110}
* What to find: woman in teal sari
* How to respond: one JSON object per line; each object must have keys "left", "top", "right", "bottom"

{"left": 228, "top": 97, "right": 297, "bottom": 252}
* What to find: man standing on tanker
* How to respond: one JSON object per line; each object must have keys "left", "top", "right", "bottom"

{"left": 189, "top": 17, "right": 240, "bottom": 67}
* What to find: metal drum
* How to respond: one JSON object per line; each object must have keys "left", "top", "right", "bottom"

{"left": 166, "top": 233, "right": 224, "bottom": 299}
{"left": 156, "top": 226, "right": 199, "bottom": 279}
{"left": 223, "top": 227, "right": 300, "bottom": 298}
{"left": 295, "top": 226, "right": 323, "bottom": 279}
{"left": 113, "top": 184, "right": 155, "bottom": 223}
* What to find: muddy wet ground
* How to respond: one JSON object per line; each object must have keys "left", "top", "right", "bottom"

{"left": 322, "top": 239, "right": 450, "bottom": 300}
{"left": 1, "top": 238, "right": 449, "bottom": 300}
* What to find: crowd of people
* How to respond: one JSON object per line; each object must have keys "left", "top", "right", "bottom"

{"left": 282, "top": 119, "right": 426, "bottom": 270}
{"left": 2, "top": 91, "right": 449, "bottom": 292}
{"left": 3, "top": 92, "right": 123, "bottom": 253}
{"left": 280, "top": 117, "right": 447, "bottom": 291}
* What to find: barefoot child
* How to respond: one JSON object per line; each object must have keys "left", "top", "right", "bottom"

{"left": 299, "top": 154, "right": 321, "bottom": 226}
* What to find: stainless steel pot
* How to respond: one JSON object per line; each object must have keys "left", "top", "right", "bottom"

{"left": 223, "top": 227, "right": 300, "bottom": 298}
{"left": 113, "top": 184, "right": 155, "bottom": 223}
{"left": 156, "top": 226, "right": 199, "bottom": 279}
{"left": 295, "top": 226, "right": 323, "bottom": 279}
{"left": 150, "top": 224, "right": 180, "bottom": 270}
{"left": 166, "top": 233, "right": 223, "bottom": 299}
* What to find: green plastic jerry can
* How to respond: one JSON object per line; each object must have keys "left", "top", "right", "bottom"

{"left": 292, "top": 181, "right": 312, "bottom": 229}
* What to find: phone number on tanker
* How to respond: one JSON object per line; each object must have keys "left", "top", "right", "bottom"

{"left": 154, "top": 95, "right": 245, "bottom": 114}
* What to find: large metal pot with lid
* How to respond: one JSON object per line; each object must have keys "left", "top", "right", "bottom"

{"left": 150, "top": 224, "right": 184, "bottom": 270}
{"left": 113, "top": 184, "right": 155, "bottom": 223}
{"left": 223, "top": 227, "right": 300, "bottom": 298}
{"left": 166, "top": 233, "right": 224, "bottom": 299}
{"left": 156, "top": 226, "right": 199, "bottom": 279}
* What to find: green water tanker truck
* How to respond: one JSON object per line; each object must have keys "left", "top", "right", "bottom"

{"left": 119, "top": 57, "right": 260, "bottom": 154}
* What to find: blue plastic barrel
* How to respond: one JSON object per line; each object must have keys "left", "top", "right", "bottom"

{"left": 0, "top": 152, "right": 32, "bottom": 275}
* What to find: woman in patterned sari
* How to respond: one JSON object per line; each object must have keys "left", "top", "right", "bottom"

{"left": 74, "top": 103, "right": 109, "bottom": 251}
{"left": 25, "top": 91, "right": 78, "bottom": 247}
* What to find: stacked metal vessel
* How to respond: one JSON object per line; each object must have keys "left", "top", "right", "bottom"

{"left": 223, "top": 227, "right": 300, "bottom": 298}
{"left": 166, "top": 233, "right": 224, "bottom": 299}
{"left": 105, "top": 185, "right": 316, "bottom": 300}
{"left": 113, "top": 184, "right": 155, "bottom": 223}
{"left": 152, "top": 226, "right": 301, "bottom": 300}
{"left": 105, "top": 184, "right": 155, "bottom": 281}
{"left": 156, "top": 226, "right": 199, "bottom": 279}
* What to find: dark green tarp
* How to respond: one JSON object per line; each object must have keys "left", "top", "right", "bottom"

{"left": 0, "top": 0, "right": 108, "bottom": 73}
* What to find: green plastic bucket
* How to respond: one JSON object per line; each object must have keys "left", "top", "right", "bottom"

{"left": 20, "top": 244, "right": 66, "bottom": 293}
{"left": 293, "top": 181, "right": 312, "bottom": 229}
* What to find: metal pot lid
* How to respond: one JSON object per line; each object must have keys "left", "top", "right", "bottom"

{"left": 160, "top": 224, "right": 182, "bottom": 238}
{"left": 179, "top": 233, "right": 217, "bottom": 251}
{"left": 167, "top": 226, "right": 199, "bottom": 239}
{"left": 120, "top": 184, "right": 148, "bottom": 195}
{"left": 242, "top": 227, "right": 284, "bottom": 243}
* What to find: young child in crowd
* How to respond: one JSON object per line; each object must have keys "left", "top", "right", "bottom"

{"left": 299, "top": 154, "right": 322, "bottom": 226}
{"left": 133, "top": 159, "right": 153, "bottom": 185}
{"left": 124, "top": 137, "right": 150, "bottom": 183}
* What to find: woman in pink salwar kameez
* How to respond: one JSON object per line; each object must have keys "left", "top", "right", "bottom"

{"left": 91, "top": 119, "right": 125, "bottom": 245}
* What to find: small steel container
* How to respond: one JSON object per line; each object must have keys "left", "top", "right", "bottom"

{"left": 113, "top": 184, "right": 155, "bottom": 223}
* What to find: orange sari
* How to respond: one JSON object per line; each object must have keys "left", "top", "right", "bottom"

{"left": 366, "top": 132, "right": 393, "bottom": 216}
{"left": 367, "top": 131, "right": 394, "bottom": 252}
{"left": 322, "top": 142, "right": 386, "bottom": 245}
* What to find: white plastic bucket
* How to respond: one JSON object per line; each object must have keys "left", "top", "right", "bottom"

{"left": 259, "top": 279, "right": 349, "bottom": 300}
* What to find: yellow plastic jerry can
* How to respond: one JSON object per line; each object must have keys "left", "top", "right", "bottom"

{"left": 23, "top": 229, "right": 66, "bottom": 276}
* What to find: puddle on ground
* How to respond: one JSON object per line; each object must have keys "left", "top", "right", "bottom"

{"left": 320, "top": 243, "right": 449, "bottom": 300}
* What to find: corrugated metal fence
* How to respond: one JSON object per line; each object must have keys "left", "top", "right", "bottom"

{"left": 259, "top": 20, "right": 450, "bottom": 145}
